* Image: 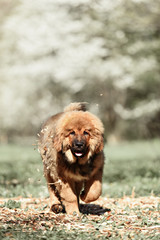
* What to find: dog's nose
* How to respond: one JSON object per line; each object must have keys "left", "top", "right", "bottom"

{"left": 74, "top": 141, "right": 84, "bottom": 148}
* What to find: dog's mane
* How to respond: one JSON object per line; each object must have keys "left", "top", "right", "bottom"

{"left": 64, "top": 102, "right": 88, "bottom": 112}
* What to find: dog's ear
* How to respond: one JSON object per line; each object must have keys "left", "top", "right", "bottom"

{"left": 95, "top": 134, "right": 104, "bottom": 153}
{"left": 89, "top": 130, "right": 104, "bottom": 154}
{"left": 53, "top": 133, "right": 63, "bottom": 152}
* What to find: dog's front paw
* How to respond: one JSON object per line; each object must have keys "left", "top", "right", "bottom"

{"left": 51, "top": 204, "right": 64, "bottom": 214}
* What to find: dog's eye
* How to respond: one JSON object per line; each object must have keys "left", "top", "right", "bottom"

{"left": 84, "top": 131, "right": 89, "bottom": 136}
{"left": 70, "top": 131, "right": 75, "bottom": 136}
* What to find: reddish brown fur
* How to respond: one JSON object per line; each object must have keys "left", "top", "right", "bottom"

{"left": 38, "top": 103, "right": 104, "bottom": 214}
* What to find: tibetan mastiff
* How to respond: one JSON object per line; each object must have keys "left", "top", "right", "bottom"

{"left": 38, "top": 102, "right": 104, "bottom": 214}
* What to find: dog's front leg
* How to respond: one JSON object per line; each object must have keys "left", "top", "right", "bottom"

{"left": 80, "top": 167, "right": 103, "bottom": 203}
{"left": 60, "top": 181, "right": 80, "bottom": 215}
{"left": 46, "top": 174, "right": 63, "bottom": 213}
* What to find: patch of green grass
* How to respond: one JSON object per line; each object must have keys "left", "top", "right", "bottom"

{"left": 103, "top": 139, "right": 160, "bottom": 197}
{"left": 0, "top": 227, "right": 105, "bottom": 240}
{"left": 0, "top": 199, "right": 21, "bottom": 209}
{"left": 0, "top": 144, "right": 46, "bottom": 198}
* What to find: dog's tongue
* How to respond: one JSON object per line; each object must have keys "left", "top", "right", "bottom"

{"left": 75, "top": 152, "right": 83, "bottom": 157}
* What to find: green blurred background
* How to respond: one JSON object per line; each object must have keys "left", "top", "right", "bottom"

{"left": 0, "top": 0, "right": 160, "bottom": 198}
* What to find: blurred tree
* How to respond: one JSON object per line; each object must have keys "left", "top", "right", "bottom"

{"left": 0, "top": 0, "right": 160, "bottom": 141}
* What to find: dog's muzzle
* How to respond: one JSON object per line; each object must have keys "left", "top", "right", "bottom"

{"left": 71, "top": 140, "right": 87, "bottom": 158}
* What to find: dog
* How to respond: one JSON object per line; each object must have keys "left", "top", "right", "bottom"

{"left": 38, "top": 102, "right": 104, "bottom": 214}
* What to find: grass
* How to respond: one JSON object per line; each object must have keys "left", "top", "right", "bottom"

{"left": 103, "top": 139, "right": 160, "bottom": 197}
{"left": 0, "top": 139, "right": 160, "bottom": 239}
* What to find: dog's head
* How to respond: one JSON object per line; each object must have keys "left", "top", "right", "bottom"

{"left": 54, "top": 111, "right": 104, "bottom": 164}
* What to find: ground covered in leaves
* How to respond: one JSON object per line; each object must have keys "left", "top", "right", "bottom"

{"left": 0, "top": 196, "right": 160, "bottom": 239}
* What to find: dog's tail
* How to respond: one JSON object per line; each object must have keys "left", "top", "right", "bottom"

{"left": 64, "top": 102, "right": 88, "bottom": 112}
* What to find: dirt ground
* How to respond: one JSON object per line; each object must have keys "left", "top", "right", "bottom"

{"left": 0, "top": 196, "right": 160, "bottom": 238}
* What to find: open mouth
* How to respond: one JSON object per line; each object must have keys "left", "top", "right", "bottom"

{"left": 74, "top": 152, "right": 83, "bottom": 157}
{"left": 71, "top": 145, "right": 88, "bottom": 158}
{"left": 71, "top": 151, "right": 85, "bottom": 158}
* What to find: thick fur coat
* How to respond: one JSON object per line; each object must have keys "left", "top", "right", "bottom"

{"left": 38, "top": 102, "right": 104, "bottom": 214}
